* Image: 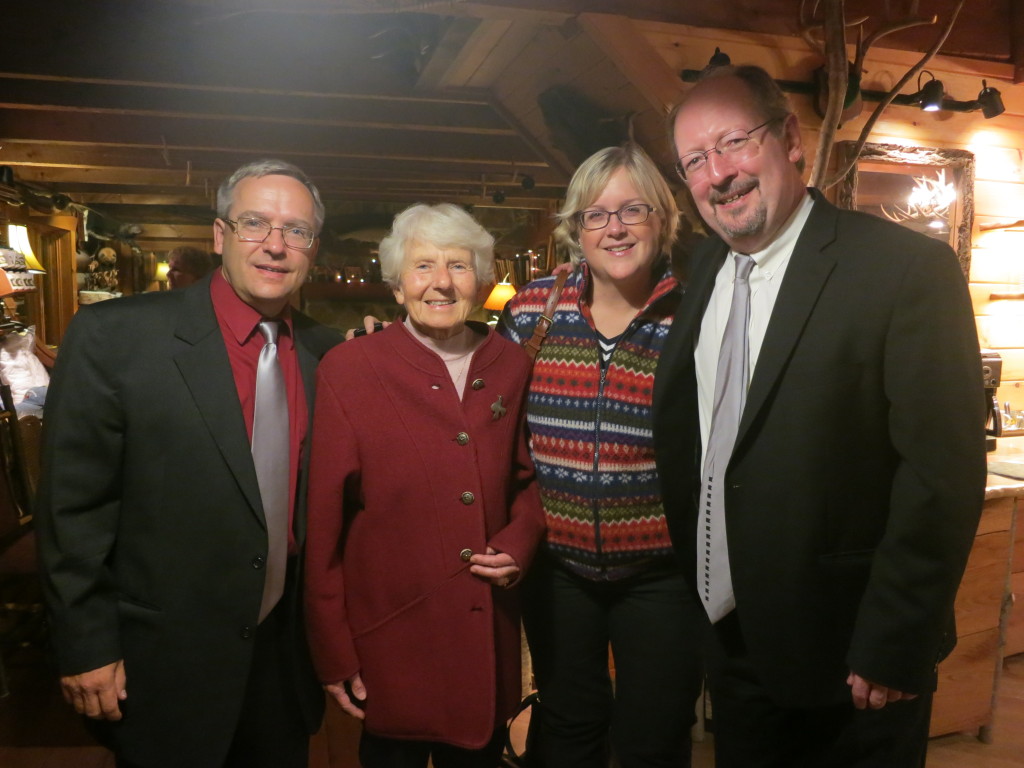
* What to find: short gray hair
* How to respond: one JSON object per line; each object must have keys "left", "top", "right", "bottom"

{"left": 379, "top": 203, "right": 495, "bottom": 288}
{"left": 216, "top": 159, "right": 326, "bottom": 233}
{"left": 554, "top": 143, "right": 680, "bottom": 266}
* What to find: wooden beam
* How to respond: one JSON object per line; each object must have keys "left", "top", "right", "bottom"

{"left": 576, "top": 13, "right": 685, "bottom": 115}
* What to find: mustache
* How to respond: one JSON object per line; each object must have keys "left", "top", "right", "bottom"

{"left": 709, "top": 180, "right": 758, "bottom": 205}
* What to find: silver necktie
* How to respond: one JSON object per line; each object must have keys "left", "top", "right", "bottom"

{"left": 253, "top": 320, "right": 289, "bottom": 623}
{"left": 699, "top": 254, "right": 755, "bottom": 623}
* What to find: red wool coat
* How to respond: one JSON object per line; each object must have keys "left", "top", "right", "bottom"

{"left": 304, "top": 321, "right": 544, "bottom": 748}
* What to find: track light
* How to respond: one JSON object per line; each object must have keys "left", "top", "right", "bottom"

{"left": 916, "top": 73, "right": 945, "bottom": 112}
{"left": 977, "top": 80, "right": 1005, "bottom": 119}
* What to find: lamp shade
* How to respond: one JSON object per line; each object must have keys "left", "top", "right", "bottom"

{"left": 155, "top": 261, "right": 171, "bottom": 282}
{"left": 484, "top": 279, "right": 517, "bottom": 311}
{"left": 7, "top": 225, "right": 45, "bottom": 273}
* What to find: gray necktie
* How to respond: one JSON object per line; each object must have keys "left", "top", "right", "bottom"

{"left": 253, "top": 320, "right": 289, "bottom": 623}
{"left": 699, "top": 254, "right": 755, "bottom": 624}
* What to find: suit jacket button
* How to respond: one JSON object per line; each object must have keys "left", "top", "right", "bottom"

{"left": 240, "top": 626, "right": 254, "bottom": 639}
{"left": 460, "top": 548, "right": 474, "bottom": 562}
{"left": 456, "top": 432, "right": 470, "bottom": 445}
{"left": 461, "top": 491, "right": 475, "bottom": 505}
{"left": 251, "top": 554, "right": 266, "bottom": 569}
{"left": 471, "top": 378, "right": 485, "bottom": 390}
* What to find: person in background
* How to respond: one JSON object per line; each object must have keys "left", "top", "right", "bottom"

{"left": 654, "top": 64, "right": 986, "bottom": 767}
{"left": 304, "top": 202, "right": 545, "bottom": 768}
{"left": 36, "top": 159, "right": 341, "bottom": 768}
{"left": 166, "top": 245, "right": 215, "bottom": 290}
{"left": 499, "top": 143, "right": 703, "bottom": 768}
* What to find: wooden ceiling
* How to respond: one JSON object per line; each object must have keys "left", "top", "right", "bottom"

{"left": 1, "top": 0, "right": 1019, "bottom": 255}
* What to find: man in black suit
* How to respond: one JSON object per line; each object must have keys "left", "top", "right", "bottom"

{"left": 653, "top": 65, "right": 986, "bottom": 767}
{"left": 36, "top": 159, "right": 342, "bottom": 767}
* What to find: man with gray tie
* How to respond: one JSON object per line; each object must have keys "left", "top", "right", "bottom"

{"left": 37, "top": 159, "right": 342, "bottom": 768}
{"left": 653, "top": 65, "right": 986, "bottom": 766}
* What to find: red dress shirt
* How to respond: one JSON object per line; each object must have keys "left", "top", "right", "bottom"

{"left": 210, "top": 270, "right": 306, "bottom": 553}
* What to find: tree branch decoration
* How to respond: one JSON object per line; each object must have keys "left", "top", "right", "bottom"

{"left": 801, "top": 0, "right": 966, "bottom": 190}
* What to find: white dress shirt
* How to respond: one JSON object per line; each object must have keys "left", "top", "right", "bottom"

{"left": 695, "top": 192, "right": 815, "bottom": 468}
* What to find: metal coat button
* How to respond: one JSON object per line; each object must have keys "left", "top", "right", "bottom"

{"left": 461, "top": 491, "right": 475, "bottom": 505}
{"left": 251, "top": 554, "right": 265, "bottom": 569}
{"left": 456, "top": 432, "right": 470, "bottom": 445}
{"left": 471, "top": 378, "right": 485, "bottom": 390}
{"left": 459, "top": 548, "right": 473, "bottom": 562}
{"left": 240, "top": 626, "right": 254, "bottom": 639}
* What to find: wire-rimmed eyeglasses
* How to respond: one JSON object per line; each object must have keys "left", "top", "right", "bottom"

{"left": 577, "top": 203, "right": 656, "bottom": 231}
{"left": 674, "top": 118, "right": 779, "bottom": 182}
{"left": 224, "top": 217, "right": 316, "bottom": 249}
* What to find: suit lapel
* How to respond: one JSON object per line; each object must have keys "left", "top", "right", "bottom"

{"left": 736, "top": 194, "right": 839, "bottom": 445}
{"left": 173, "top": 280, "right": 265, "bottom": 521}
{"left": 655, "top": 239, "right": 728, "bottom": 408}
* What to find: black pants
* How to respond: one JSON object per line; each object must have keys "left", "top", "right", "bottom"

{"left": 115, "top": 602, "right": 309, "bottom": 768}
{"left": 706, "top": 611, "right": 932, "bottom": 768}
{"left": 521, "top": 555, "right": 703, "bottom": 768}
{"left": 359, "top": 728, "right": 505, "bottom": 768}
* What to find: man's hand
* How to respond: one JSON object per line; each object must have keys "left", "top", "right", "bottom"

{"left": 847, "top": 671, "right": 918, "bottom": 710}
{"left": 344, "top": 316, "right": 389, "bottom": 341}
{"left": 325, "top": 672, "right": 367, "bottom": 720}
{"left": 61, "top": 660, "right": 127, "bottom": 721}
{"left": 469, "top": 547, "right": 521, "bottom": 588}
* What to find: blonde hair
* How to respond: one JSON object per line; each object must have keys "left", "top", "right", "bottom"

{"left": 553, "top": 143, "right": 680, "bottom": 266}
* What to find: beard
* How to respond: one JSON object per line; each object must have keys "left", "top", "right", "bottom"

{"left": 707, "top": 180, "right": 767, "bottom": 243}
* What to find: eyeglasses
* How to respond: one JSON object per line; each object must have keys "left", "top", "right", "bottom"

{"left": 577, "top": 203, "right": 655, "bottom": 231}
{"left": 224, "top": 217, "right": 316, "bottom": 249}
{"left": 674, "top": 118, "right": 779, "bottom": 182}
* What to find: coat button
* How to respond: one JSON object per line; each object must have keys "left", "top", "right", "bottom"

{"left": 459, "top": 548, "right": 473, "bottom": 562}
{"left": 240, "top": 626, "right": 254, "bottom": 639}
{"left": 251, "top": 554, "right": 265, "bottom": 569}
{"left": 461, "top": 491, "right": 475, "bottom": 505}
{"left": 456, "top": 432, "right": 470, "bottom": 445}
{"left": 471, "top": 378, "right": 485, "bottom": 390}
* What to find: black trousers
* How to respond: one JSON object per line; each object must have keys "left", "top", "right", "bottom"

{"left": 521, "top": 555, "right": 703, "bottom": 768}
{"left": 706, "top": 611, "right": 932, "bottom": 768}
{"left": 358, "top": 728, "right": 505, "bottom": 768}
{"left": 115, "top": 601, "right": 309, "bottom": 768}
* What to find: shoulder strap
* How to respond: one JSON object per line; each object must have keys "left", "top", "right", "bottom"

{"left": 523, "top": 270, "right": 570, "bottom": 361}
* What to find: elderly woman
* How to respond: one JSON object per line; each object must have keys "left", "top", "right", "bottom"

{"left": 304, "top": 202, "right": 545, "bottom": 768}
{"left": 499, "top": 144, "right": 703, "bottom": 767}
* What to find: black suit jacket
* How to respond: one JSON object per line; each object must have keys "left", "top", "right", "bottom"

{"left": 36, "top": 275, "right": 341, "bottom": 766}
{"left": 653, "top": 191, "right": 987, "bottom": 706}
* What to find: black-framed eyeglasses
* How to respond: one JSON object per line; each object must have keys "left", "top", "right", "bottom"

{"left": 224, "top": 217, "right": 316, "bottom": 249}
{"left": 577, "top": 203, "right": 656, "bottom": 231}
{"left": 674, "top": 118, "right": 779, "bottom": 181}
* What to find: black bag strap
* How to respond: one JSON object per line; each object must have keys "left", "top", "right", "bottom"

{"left": 522, "top": 270, "right": 569, "bottom": 361}
{"left": 502, "top": 691, "right": 541, "bottom": 767}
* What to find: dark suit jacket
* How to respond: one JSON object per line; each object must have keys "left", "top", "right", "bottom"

{"left": 653, "top": 190, "right": 987, "bottom": 706}
{"left": 36, "top": 275, "right": 341, "bottom": 767}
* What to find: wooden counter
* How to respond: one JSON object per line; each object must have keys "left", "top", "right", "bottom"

{"left": 929, "top": 444, "right": 1024, "bottom": 739}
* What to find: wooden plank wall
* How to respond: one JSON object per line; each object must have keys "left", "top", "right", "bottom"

{"left": 641, "top": 21, "right": 1024, "bottom": 414}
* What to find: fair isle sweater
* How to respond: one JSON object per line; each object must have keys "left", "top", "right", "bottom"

{"left": 499, "top": 263, "right": 680, "bottom": 581}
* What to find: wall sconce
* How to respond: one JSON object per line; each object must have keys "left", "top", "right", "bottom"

{"left": 6, "top": 225, "right": 46, "bottom": 274}
{"left": 914, "top": 72, "right": 945, "bottom": 112}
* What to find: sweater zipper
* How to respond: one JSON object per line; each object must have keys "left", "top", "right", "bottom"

{"left": 589, "top": 314, "right": 641, "bottom": 566}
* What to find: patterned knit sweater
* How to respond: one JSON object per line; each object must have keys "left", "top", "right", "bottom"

{"left": 499, "top": 263, "right": 680, "bottom": 581}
